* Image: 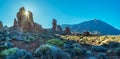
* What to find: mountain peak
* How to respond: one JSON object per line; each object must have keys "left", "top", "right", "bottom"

{"left": 62, "top": 19, "right": 120, "bottom": 35}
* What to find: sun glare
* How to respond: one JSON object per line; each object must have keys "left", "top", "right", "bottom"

{"left": 25, "top": 11, "right": 29, "bottom": 16}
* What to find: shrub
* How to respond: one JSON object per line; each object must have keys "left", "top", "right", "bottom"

{"left": 81, "top": 48, "right": 87, "bottom": 55}
{"left": 0, "top": 48, "right": 17, "bottom": 57}
{"left": 114, "top": 47, "right": 120, "bottom": 56}
{"left": 5, "top": 37, "right": 11, "bottom": 41}
{"left": 72, "top": 47, "right": 82, "bottom": 56}
{"left": 109, "top": 42, "right": 120, "bottom": 48}
{"left": 46, "top": 39, "right": 65, "bottom": 47}
{"left": 0, "top": 48, "right": 33, "bottom": 59}
{"left": 4, "top": 42, "right": 14, "bottom": 48}
{"left": 91, "top": 46, "right": 106, "bottom": 52}
{"left": 0, "top": 45, "right": 7, "bottom": 52}
{"left": 88, "top": 56, "right": 97, "bottom": 59}
{"left": 86, "top": 51, "right": 93, "bottom": 57}
{"left": 63, "top": 44, "right": 73, "bottom": 54}
{"left": 97, "top": 53, "right": 108, "bottom": 59}
{"left": 27, "top": 36, "right": 35, "bottom": 41}
{"left": 34, "top": 44, "right": 52, "bottom": 57}
{"left": 106, "top": 49, "right": 114, "bottom": 55}
{"left": 16, "top": 48, "right": 33, "bottom": 59}
{"left": 34, "top": 44, "right": 71, "bottom": 59}
{"left": 72, "top": 43, "right": 81, "bottom": 48}
{"left": 0, "top": 42, "right": 14, "bottom": 52}
{"left": 24, "top": 52, "right": 33, "bottom": 59}
{"left": 63, "top": 43, "right": 73, "bottom": 48}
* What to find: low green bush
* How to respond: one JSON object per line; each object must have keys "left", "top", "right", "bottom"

{"left": 72, "top": 47, "right": 82, "bottom": 56}
{"left": 0, "top": 48, "right": 17, "bottom": 57}
{"left": 46, "top": 39, "right": 65, "bottom": 47}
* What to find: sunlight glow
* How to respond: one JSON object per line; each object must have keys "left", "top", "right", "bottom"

{"left": 25, "top": 11, "right": 29, "bottom": 16}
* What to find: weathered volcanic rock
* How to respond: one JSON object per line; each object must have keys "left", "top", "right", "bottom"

{"left": 0, "top": 21, "right": 3, "bottom": 29}
{"left": 56, "top": 25, "right": 63, "bottom": 32}
{"left": 11, "top": 7, "right": 44, "bottom": 33}
{"left": 51, "top": 19, "right": 63, "bottom": 33}
{"left": 14, "top": 18, "right": 18, "bottom": 27}
{"left": 64, "top": 27, "right": 71, "bottom": 34}
{"left": 12, "top": 18, "right": 19, "bottom": 30}
{"left": 52, "top": 19, "right": 57, "bottom": 31}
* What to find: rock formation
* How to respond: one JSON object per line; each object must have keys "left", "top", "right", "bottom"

{"left": 12, "top": 18, "right": 19, "bottom": 30}
{"left": 51, "top": 19, "right": 63, "bottom": 33}
{"left": 56, "top": 25, "right": 63, "bottom": 32}
{"left": 11, "top": 7, "right": 44, "bottom": 33}
{"left": 82, "top": 31, "right": 90, "bottom": 36}
{"left": 64, "top": 27, "right": 71, "bottom": 34}
{"left": 0, "top": 21, "right": 3, "bottom": 29}
{"left": 52, "top": 19, "right": 57, "bottom": 31}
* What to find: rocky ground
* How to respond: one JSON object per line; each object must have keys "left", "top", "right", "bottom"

{"left": 0, "top": 30, "right": 120, "bottom": 59}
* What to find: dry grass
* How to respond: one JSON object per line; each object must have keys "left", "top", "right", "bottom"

{"left": 60, "top": 35, "right": 120, "bottom": 45}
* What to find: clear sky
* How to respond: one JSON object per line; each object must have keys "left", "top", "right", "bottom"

{"left": 0, "top": 0, "right": 120, "bottom": 29}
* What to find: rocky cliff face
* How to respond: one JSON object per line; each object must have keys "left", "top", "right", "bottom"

{"left": 11, "top": 7, "right": 44, "bottom": 33}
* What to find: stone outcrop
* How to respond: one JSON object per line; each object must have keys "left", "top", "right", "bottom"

{"left": 64, "top": 27, "right": 71, "bottom": 34}
{"left": 12, "top": 18, "right": 19, "bottom": 30}
{"left": 0, "top": 21, "right": 3, "bottom": 30}
{"left": 52, "top": 19, "right": 57, "bottom": 31}
{"left": 82, "top": 31, "right": 90, "bottom": 36}
{"left": 56, "top": 25, "right": 63, "bottom": 32}
{"left": 11, "top": 7, "right": 44, "bottom": 33}
{"left": 51, "top": 19, "right": 63, "bottom": 33}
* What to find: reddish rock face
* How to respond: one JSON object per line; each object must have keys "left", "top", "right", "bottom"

{"left": 12, "top": 7, "right": 44, "bottom": 32}
{"left": 64, "top": 27, "right": 71, "bottom": 34}
{"left": 0, "top": 21, "right": 3, "bottom": 29}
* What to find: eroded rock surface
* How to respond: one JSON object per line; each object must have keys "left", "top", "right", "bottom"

{"left": 11, "top": 7, "right": 44, "bottom": 33}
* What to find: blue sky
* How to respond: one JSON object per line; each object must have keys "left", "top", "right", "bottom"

{"left": 0, "top": 0, "right": 120, "bottom": 29}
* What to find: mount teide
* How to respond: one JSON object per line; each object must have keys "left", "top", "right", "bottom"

{"left": 62, "top": 19, "right": 120, "bottom": 35}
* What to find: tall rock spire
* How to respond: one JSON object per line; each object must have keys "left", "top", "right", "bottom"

{"left": 11, "top": 7, "right": 44, "bottom": 33}
{"left": 52, "top": 19, "right": 57, "bottom": 31}
{"left": 0, "top": 21, "right": 3, "bottom": 29}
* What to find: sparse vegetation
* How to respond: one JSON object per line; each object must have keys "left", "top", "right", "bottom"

{"left": 46, "top": 39, "right": 65, "bottom": 47}
{"left": 114, "top": 47, "right": 120, "bottom": 56}
{"left": 91, "top": 46, "right": 106, "bottom": 52}
{"left": 34, "top": 44, "right": 71, "bottom": 59}
{"left": 97, "top": 53, "right": 108, "bottom": 59}
{"left": 60, "top": 35, "right": 120, "bottom": 46}
{"left": 0, "top": 48, "right": 17, "bottom": 57}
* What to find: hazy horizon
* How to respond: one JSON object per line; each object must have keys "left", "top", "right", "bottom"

{"left": 0, "top": 0, "right": 120, "bottom": 29}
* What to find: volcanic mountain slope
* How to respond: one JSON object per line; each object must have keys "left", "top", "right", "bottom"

{"left": 62, "top": 19, "right": 120, "bottom": 35}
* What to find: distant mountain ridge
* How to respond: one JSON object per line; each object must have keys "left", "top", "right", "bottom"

{"left": 61, "top": 19, "right": 120, "bottom": 35}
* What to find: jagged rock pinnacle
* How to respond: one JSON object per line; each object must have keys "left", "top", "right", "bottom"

{"left": 11, "top": 7, "right": 44, "bottom": 33}
{"left": 0, "top": 21, "right": 3, "bottom": 29}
